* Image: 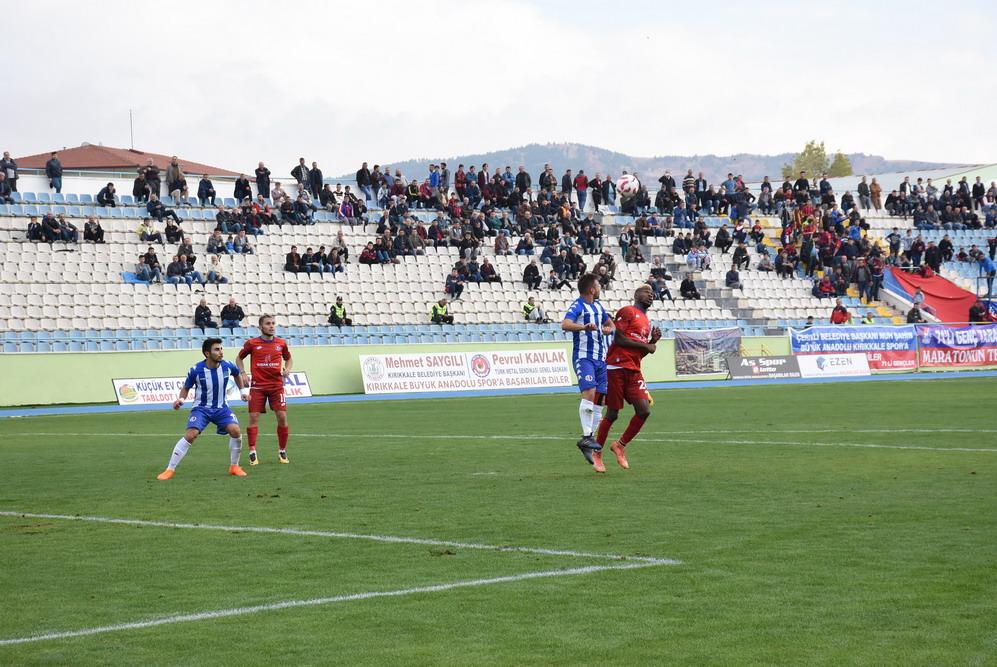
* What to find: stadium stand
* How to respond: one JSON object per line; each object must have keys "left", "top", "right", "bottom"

{"left": 2, "top": 150, "right": 995, "bottom": 352}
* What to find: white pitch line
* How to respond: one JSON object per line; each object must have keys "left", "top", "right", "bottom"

{"left": 0, "top": 511, "right": 678, "bottom": 565}
{"left": 2, "top": 431, "right": 995, "bottom": 453}
{"left": 0, "top": 561, "right": 662, "bottom": 646}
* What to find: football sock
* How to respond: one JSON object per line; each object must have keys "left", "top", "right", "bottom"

{"left": 247, "top": 426, "right": 258, "bottom": 450}
{"left": 578, "top": 399, "right": 595, "bottom": 437}
{"left": 589, "top": 404, "right": 603, "bottom": 437}
{"left": 229, "top": 437, "right": 242, "bottom": 466}
{"left": 167, "top": 438, "right": 191, "bottom": 470}
{"left": 595, "top": 416, "right": 615, "bottom": 447}
{"left": 277, "top": 425, "right": 289, "bottom": 451}
{"left": 620, "top": 414, "right": 648, "bottom": 445}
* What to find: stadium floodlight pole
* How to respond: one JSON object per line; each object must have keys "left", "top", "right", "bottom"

{"left": 129, "top": 109, "right": 134, "bottom": 150}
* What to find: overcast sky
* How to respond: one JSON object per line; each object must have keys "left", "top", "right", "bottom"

{"left": 7, "top": 0, "right": 995, "bottom": 175}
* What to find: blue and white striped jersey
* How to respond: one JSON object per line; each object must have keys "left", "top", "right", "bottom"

{"left": 184, "top": 360, "right": 241, "bottom": 408}
{"left": 563, "top": 298, "right": 611, "bottom": 363}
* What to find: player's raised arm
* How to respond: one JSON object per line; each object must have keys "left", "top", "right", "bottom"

{"left": 562, "top": 318, "right": 597, "bottom": 332}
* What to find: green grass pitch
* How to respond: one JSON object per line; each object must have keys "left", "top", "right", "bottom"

{"left": 0, "top": 377, "right": 995, "bottom": 665}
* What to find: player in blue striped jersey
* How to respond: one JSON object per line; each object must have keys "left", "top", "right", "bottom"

{"left": 561, "top": 273, "right": 615, "bottom": 464}
{"left": 156, "top": 337, "right": 250, "bottom": 480}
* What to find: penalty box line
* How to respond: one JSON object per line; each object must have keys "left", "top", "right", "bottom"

{"left": 0, "top": 561, "right": 664, "bottom": 647}
{"left": 0, "top": 511, "right": 680, "bottom": 566}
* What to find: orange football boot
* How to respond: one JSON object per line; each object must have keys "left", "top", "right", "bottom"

{"left": 610, "top": 440, "right": 630, "bottom": 469}
{"left": 156, "top": 469, "right": 174, "bottom": 481}
{"left": 591, "top": 450, "right": 606, "bottom": 473}
{"left": 229, "top": 465, "right": 247, "bottom": 477}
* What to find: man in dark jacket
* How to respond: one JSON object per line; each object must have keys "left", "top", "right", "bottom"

{"left": 45, "top": 152, "right": 63, "bottom": 193}
{"left": 308, "top": 162, "right": 323, "bottom": 199}
{"left": 285, "top": 245, "right": 302, "bottom": 272}
{"left": 220, "top": 297, "right": 246, "bottom": 331}
{"left": 194, "top": 298, "right": 217, "bottom": 333}
{"left": 97, "top": 182, "right": 117, "bottom": 207}
{"left": 356, "top": 162, "right": 372, "bottom": 201}
{"left": 0, "top": 151, "right": 17, "bottom": 191}
{"left": 523, "top": 259, "right": 542, "bottom": 290}
{"left": 198, "top": 175, "right": 216, "bottom": 206}
{"left": 147, "top": 194, "right": 181, "bottom": 222}
{"left": 233, "top": 174, "right": 252, "bottom": 202}
{"left": 291, "top": 158, "right": 310, "bottom": 185}
{"left": 255, "top": 162, "right": 271, "bottom": 198}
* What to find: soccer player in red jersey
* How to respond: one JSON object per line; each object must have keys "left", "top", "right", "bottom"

{"left": 592, "top": 285, "right": 661, "bottom": 473}
{"left": 237, "top": 314, "right": 293, "bottom": 464}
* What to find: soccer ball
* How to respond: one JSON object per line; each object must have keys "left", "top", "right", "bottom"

{"left": 617, "top": 174, "right": 640, "bottom": 195}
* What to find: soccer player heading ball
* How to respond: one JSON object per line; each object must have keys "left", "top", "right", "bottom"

{"left": 237, "top": 315, "right": 293, "bottom": 465}
{"left": 592, "top": 285, "right": 661, "bottom": 473}
{"left": 561, "top": 273, "right": 615, "bottom": 465}
{"left": 157, "top": 338, "right": 249, "bottom": 480}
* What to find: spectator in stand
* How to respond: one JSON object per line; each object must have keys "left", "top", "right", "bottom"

{"left": 359, "top": 241, "right": 377, "bottom": 265}
{"left": 58, "top": 214, "right": 79, "bottom": 243}
{"left": 144, "top": 246, "right": 162, "bottom": 272}
{"left": 547, "top": 268, "right": 571, "bottom": 290}
{"left": 757, "top": 253, "right": 773, "bottom": 272}
{"left": 255, "top": 162, "right": 271, "bottom": 198}
{"left": 206, "top": 255, "right": 228, "bottom": 284}
{"left": 194, "top": 298, "right": 217, "bottom": 333}
{"left": 480, "top": 258, "right": 501, "bottom": 283}
{"left": 45, "top": 151, "right": 63, "bottom": 193}
{"left": 97, "top": 182, "right": 117, "bottom": 207}
{"left": 166, "top": 255, "right": 189, "bottom": 288}
{"left": 233, "top": 173, "right": 252, "bottom": 202}
{"left": 40, "top": 212, "right": 60, "bottom": 242}
{"left": 522, "top": 258, "right": 542, "bottom": 290}
{"left": 206, "top": 230, "right": 226, "bottom": 255}
{"left": 308, "top": 161, "right": 323, "bottom": 199}
{"left": 135, "top": 253, "right": 162, "bottom": 283}
{"left": 431, "top": 298, "right": 454, "bottom": 324}
{"left": 176, "top": 236, "right": 196, "bottom": 265}
{"left": 445, "top": 269, "right": 464, "bottom": 299}
{"left": 625, "top": 244, "right": 645, "bottom": 263}
{"left": 181, "top": 254, "right": 206, "bottom": 288}
{"left": 198, "top": 174, "right": 216, "bottom": 206}
{"left": 291, "top": 158, "right": 310, "bottom": 186}
{"left": 830, "top": 298, "right": 852, "bottom": 324}
{"left": 860, "top": 311, "right": 875, "bottom": 324}
{"left": 907, "top": 305, "right": 926, "bottom": 323}
{"left": 300, "top": 247, "right": 326, "bottom": 277}
{"left": 574, "top": 170, "right": 589, "bottom": 211}
{"left": 141, "top": 158, "right": 161, "bottom": 197}
{"left": 147, "top": 194, "right": 182, "bottom": 223}
{"left": 133, "top": 168, "right": 151, "bottom": 203}
{"left": 356, "top": 162, "right": 373, "bottom": 201}
{"left": 732, "top": 242, "right": 750, "bottom": 270}
{"left": 220, "top": 297, "right": 245, "bottom": 331}
{"left": 715, "top": 224, "right": 733, "bottom": 253}
{"left": 680, "top": 273, "right": 701, "bottom": 299}
{"left": 233, "top": 229, "right": 254, "bottom": 255}
{"left": 164, "top": 218, "right": 183, "bottom": 244}
{"left": 647, "top": 274, "right": 674, "bottom": 302}
{"left": 284, "top": 245, "right": 302, "bottom": 273}
{"left": 0, "top": 173, "right": 11, "bottom": 204}
{"left": 725, "top": 267, "right": 743, "bottom": 291}
{"left": 1, "top": 151, "right": 18, "bottom": 192}
{"left": 523, "top": 296, "right": 551, "bottom": 324}
{"left": 979, "top": 254, "right": 996, "bottom": 297}
{"left": 328, "top": 296, "right": 353, "bottom": 327}
{"left": 812, "top": 274, "right": 835, "bottom": 299}
{"left": 166, "top": 157, "right": 189, "bottom": 204}
{"left": 83, "top": 216, "right": 105, "bottom": 243}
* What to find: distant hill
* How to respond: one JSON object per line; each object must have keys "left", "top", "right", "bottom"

{"left": 345, "top": 143, "right": 967, "bottom": 185}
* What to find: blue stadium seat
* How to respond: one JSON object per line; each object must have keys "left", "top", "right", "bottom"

{"left": 36, "top": 193, "right": 52, "bottom": 204}
{"left": 9, "top": 204, "right": 23, "bottom": 216}
{"left": 52, "top": 194, "right": 66, "bottom": 204}
{"left": 24, "top": 205, "right": 39, "bottom": 216}
{"left": 161, "top": 195, "right": 174, "bottom": 206}
{"left": 51, "top": 341, "right": 67, "bottom": 352}
{"left": 120, "top": 195, "right": 134, "bottom": 205}
{"left": 69, "top": 341, "right": 83, "bottom": 352}
{"left": 223, "top": 198, "right": 237, "bottom": 207}
{"left": 79, "top": 194, "right": 93, "bottom": 204}
{"left": 3, "top": 342, "right": 17, "bottom": 353}
{"left": 21, "top": 342, "right": 37, "bottom": 353}
{"left": 52, "top": 205, "right": 67, "bottom": 215}
{"left": 65, "top": 194, "right": 80, "bottom": 204}
{"left": 67, "top": 206, "right": 82, "bottom": 217}
{"left": 0, "top": 204, "right": 8, "bottom": 216}
{"left": 114, "top": 341, "right": 130, "bottom": 351}
{"left": 10, "top": 192, "right": 22, "bottom": 203}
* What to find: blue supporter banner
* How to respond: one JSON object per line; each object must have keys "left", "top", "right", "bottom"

{"left": 916, "top": 324, "right": 997, "bottom": 368}
{"left": 789, "top": 325, "right": 918, "bottom": 371}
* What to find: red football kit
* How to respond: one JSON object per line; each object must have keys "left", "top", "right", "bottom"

{"left": 605, "top": 305, "right": 652, "bottom": 410}
{"left": 238, "top": 336, "right": 291, "bottom": 413}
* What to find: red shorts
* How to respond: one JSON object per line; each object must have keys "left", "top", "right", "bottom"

{"left": 248, "top": 386, "right": 286, "bottom": 413}
{"left": 606, "top": 368, "right": 649, "bottom": 410}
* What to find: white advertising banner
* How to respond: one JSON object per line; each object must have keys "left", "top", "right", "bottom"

{"left": 112, "top": 372, "right": 312, "bottom": 406}
{"left": 796, "top": 353, "right": 871, "bottom": 379}
{"left": 359, "top": 349, "right": 572, "bottom": 394}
